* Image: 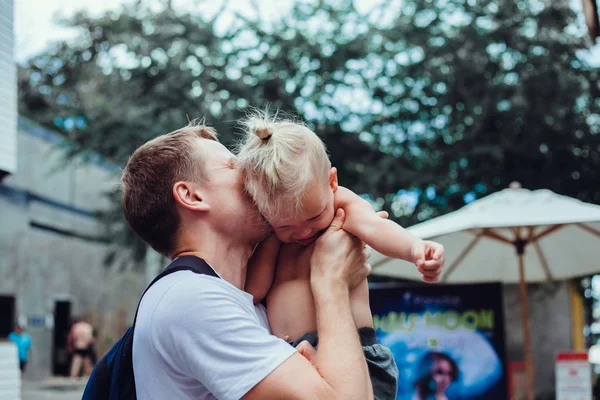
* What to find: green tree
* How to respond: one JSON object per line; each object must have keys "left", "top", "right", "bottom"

{"left": 18, "top": 0, "right": 600, "bottom": 263}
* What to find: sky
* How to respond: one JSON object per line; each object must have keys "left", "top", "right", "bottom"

{"left": 13, "top": 0, "right": 295, "bottom": 62}
{"left": 15, "top": 0, "right": 125, "bottom": 61}
{"left": 14, "top": 0, "right": 600, "bottom": 65}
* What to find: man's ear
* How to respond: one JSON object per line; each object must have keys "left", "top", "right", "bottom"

{"left": 173, "top": 181, "right": 211, "bottom": 212}
{"left": 328, "top": 167, "right": 339, "bottom": 192}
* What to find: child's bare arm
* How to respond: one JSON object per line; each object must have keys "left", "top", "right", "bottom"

{"left": 337, "top": 188, "right": 445, "bottom": 282}
{"left": 337, "top": 188, "right": 418, "bottom": 261}
{"left": 245, "top": 235, "right": 281, "bottom": 304}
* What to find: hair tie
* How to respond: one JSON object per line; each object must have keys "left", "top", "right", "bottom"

{"left": 255, "top": 127, "right": 273, "bottom": 140}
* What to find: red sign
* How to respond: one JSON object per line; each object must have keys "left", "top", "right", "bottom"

{"left": 556, "top": 352, "right": 588, "bottom": 362}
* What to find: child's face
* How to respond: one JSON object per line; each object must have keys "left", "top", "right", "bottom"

{"left": 269, "top": 168, "right": 338, "bottom": 245}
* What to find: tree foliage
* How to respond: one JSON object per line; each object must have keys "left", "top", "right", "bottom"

{"left": 18, "top": 0, "right": 600, "bottom": 261}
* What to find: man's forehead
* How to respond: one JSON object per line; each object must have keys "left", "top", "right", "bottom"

{"left": 194, "top": 138, "right": 232, "bottom": 158}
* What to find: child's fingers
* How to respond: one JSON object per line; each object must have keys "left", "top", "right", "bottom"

{"left": 296, "top": 340, "right": 317, "bottom": 364}
{"left": 418, "top": 266, "right": 440, "bottom": 277}
{"left": 432, "top": 244, "right": 445, "bottom": 260}
{"left": 376, "top": 211, "right": 389, "bottom": 219}
{"left": 420, "top": 259, "right": 442, "bottom": 271}
{"left": 422, "top": 275, "right": 440, "bottom": 283}
{"left": 412, "top": 245, "right": 425, "bottom": 267}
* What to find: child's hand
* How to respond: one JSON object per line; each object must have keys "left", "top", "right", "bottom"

{"left": 295, "top": 340, "right": 317, "bottom": 364}
{"left": 411, "top": 240, "right": 445, "bottom": 283}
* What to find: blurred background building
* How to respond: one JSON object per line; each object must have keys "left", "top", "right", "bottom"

{"left": 0, "top": 0, "right": 17, "bottom": 181}
{"left": 0, "top": 116, "right": 144, "bottom": 379}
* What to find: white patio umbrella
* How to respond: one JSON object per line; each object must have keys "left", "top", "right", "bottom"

{"left": 371, "top": 185, "right": 600, "bottom": 400}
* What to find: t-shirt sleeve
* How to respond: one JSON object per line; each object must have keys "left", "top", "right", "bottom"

{"left": 150, "top": 276, "right": 296, "bottom": 400}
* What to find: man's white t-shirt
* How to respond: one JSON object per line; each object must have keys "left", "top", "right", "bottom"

{"left": 132, "top": 268, "right": 296, "bottom": 400}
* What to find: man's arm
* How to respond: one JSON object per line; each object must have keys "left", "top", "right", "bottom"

{"left": 244, "top": 209, "right": 374, "bottom": 400}
{"left": 245, "top": 235, "right": 280, "bottom": 304}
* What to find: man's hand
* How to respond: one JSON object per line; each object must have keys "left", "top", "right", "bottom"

{"left": 411, "top": 240, "right": 445, "bottom": 283}
{"left": 310, "top": 209, "right": 371, "bottom": 291}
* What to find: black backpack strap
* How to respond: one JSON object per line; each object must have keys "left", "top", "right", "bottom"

{"left": 132, "top": 255, "right": 219, "bottom": 327}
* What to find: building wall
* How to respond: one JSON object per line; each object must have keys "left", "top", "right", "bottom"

{"left": 0, "top": 0, "right": 17, "bottom": 176}
{"left": 0, "top": 117, "right": 145, "bottom": 380}
{"left": 503, "top": 281, "right": 572, "bottom": 398}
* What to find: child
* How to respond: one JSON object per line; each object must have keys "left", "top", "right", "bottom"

{"left": 237, "top": 111, "right": 445, "bottom": 399}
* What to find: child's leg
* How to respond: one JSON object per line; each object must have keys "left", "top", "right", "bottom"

{"left": 350, "top": 279, "right": 399, "bottom": 400}
{"left": 267, "top": 279, "right": 318, "bottom": 342}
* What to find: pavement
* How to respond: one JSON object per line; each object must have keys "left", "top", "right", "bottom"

{"left": 22, "top": 377, "right": 86, "bottom": 400}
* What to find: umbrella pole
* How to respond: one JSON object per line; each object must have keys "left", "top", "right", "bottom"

{"left": 517, "top": 245, "right": 535, "bottom": 400}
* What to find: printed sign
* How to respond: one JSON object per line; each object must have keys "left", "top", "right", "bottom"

{"left": 370, "top": 282, "right": 507, "bottom": 400}
{"left": 555, "top": 352, "right": 592, "bottom": 400}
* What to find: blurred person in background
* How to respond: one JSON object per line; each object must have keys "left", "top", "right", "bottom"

{"left": 7, "top": 323, "right": 32, "bottom": 373}
{"left": 67, "top": 317, "right": 96, "bottom": 380}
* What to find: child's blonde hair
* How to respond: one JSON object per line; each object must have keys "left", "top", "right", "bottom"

{"left": 236, "top": 110, "right": 331, "bottom": 221}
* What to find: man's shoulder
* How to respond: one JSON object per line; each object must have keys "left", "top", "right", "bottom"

{"left": 142, "top": 270, "right": 253, "bottom": 318}
{"left": 137, "top": 269, "right": 270, "bottom": 350}
{"left": 147, "top": 271, "right": 219, "bottom": 301}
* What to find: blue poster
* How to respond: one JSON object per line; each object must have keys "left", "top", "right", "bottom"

{"left": 370, "top": 282, "right": 506, "bottom": 400}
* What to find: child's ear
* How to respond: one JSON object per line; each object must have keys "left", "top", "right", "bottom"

{"left": 329, "top": 167, "right": 338, "bottom": 192}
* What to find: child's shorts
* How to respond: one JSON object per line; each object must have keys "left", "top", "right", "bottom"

{"left": 291, "top": 327, "right": 398, "bottom": 400}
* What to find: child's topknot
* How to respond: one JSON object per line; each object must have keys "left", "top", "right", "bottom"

{"left": 236, "top": 109, "right": 331, "bottom": 221}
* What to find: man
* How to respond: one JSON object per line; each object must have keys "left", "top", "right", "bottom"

{"left": 67, "top": 318, "right": 96, "bottom": 380}
{"left": 123, "top": 123, "right": 399, "bottom": 400}
{"left": 8, "top": 324, "right": 31, "bottom": 373}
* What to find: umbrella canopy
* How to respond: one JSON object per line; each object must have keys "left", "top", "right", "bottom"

{"left": 370, "top": 186, "right": 600, "bottom": 400}
{"left": 372, "top": 187, "right": 600, "bottom": 283}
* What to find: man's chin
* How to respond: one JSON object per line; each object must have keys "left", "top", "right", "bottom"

{"left": 248, "top": 209, "right": 272, "bottom": 241}
{"left": 256, "top": 224, "right": 272, "bottom": 242}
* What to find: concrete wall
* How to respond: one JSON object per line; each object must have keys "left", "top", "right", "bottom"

{"left": 0, "top": 117, "right": 145, "bottom": 380}
{"left": 503, "top": 281, "right": 572, "bottom": 398}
